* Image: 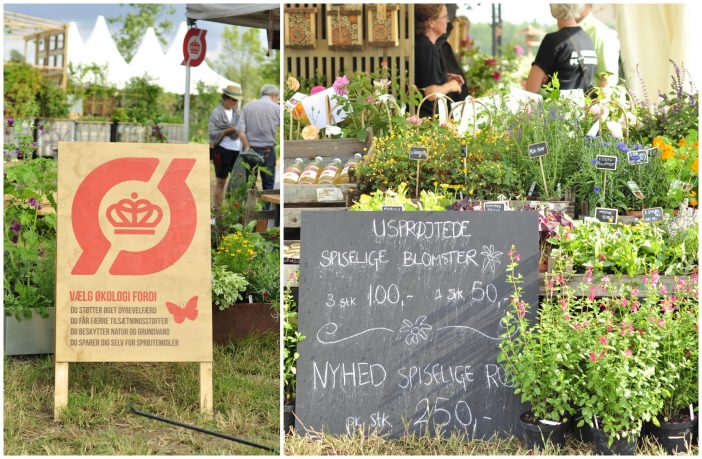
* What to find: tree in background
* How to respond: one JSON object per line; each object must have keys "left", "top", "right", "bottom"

{"left": 189, "top": 81, "right": 221, "bottom": 142}
{"left": 214, "top": 26, "right": 280, "bottom": 102}
{"left": 118, "top": 76, "right": 164, "bottom": 123}
{"left": 109, "top": 4, "right": 175, "bottom": 61}
{"left": 3, "top": 61, "right": 67, "bottom": 119}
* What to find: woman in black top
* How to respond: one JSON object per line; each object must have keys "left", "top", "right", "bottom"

{"left": 526, "top": 3, "right": 597, "bottom": 93}
{"left": 415, "top": 3, "right": 463, "bottom": 117}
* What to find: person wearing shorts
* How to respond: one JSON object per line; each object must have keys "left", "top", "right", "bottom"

{"left": 208, "top": 84, "right": 243, "bottom": 209}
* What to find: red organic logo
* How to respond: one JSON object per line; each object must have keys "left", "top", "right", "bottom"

{"left": 71, "top": 157, "right": 197, "bottom": 276}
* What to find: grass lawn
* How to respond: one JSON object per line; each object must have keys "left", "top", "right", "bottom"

{"left": 4, "top": 335, "right": 279, "bottom": 455}
{"left": 285, "top": 429, "right": 698, "bottom": 455}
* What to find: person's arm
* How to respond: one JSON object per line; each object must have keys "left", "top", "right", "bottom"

{"left": 447, "top": 73, "right": 465, "bottom": 85}
{"left": 236, "top": 111, "right": 249, "bottom": 150}
{"left": 525, "top": 65, "right": 548, "bottom": 93}
{"left": 239, "top": 132, "right": 250, "bottom": 151}
{"left": 422, "top": 79, "right": 462, "bottom": 100}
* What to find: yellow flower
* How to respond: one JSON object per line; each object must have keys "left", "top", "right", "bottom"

{"left": 692, "top": 157, "right": 699, "bottom": 175}
{"left": 678, "top": 138, "right": 687, "bottom": 147}
{"left": 652, "top": 137, "right": 666, "bottom": 150}
{"left": 286, "top": 75, "right": 300, "bottom": 92}
{"left": 661, "top": 144, "right": 675, "bottom": 160}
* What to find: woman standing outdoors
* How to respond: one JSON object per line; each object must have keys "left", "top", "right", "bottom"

{"left": 415, "top": 3, "right": 464, "bottom": 117}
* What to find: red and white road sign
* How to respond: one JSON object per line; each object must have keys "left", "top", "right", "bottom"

{"left": 182, "top": 28, "right": 207, "bottom": 67}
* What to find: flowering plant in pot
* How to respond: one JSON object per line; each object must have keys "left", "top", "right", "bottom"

{"left": 652, "top": 129, "right": 698, "bottom": 210}
{"left": 520, "top": 201, "right": 573, "bottom": 269}
{"left": 498, "top": 248, "right": 576, "bottom": 449}
{"left": 648, "top": 273, "right": 699, "bottom": 453}
{"left": 567, "top": 274, "right": 668, "bottom": 453}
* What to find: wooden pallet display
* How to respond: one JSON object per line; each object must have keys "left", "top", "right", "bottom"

{"left": 283, "top": 130, "right": 373, "bottom": 229}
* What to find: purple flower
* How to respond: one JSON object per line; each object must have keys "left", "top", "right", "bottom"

{"left": 27, "top": 197, "right": 38, "bottom": 208}
{"left": 37, "top": 123, "right": 45, "bottom": 133}
{"left": 591, "top": 158, "right": 597, "bottom": 165}
{"left": 10, "top": 219, "right": 21, "bottom": 235}
{"left": 594, "top": 186, "right": 601, "bottom": 193}
{"left": 601, "top": 141, "right": 610, "bottom": 147}
{"left": 333, "top": 75, "right": 349, "bottom": 96}
{"left": 15, "top": 148, "right": 23, "bottom": 159}
{"left": 633, "top": 144, "right": 642, "bottom": 149}
{"left": 617, "top": 141, "right": 629, "bottom": 152}
{"left": 6, "top": 117, "right": 14, "bottom": 127}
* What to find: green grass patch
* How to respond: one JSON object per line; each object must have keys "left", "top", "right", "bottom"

{"left": 4, "top": 335, "right": 279, "bottom": 455}
{"left": 284, "top": 428, "right": 697, "bottom": 455}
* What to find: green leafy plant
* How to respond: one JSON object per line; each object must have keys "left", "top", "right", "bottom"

{"left": 350, "top": 183, "right": 452, "bottom": 211}
{"left": 498, "top": 247, "right": 576, "bottom": 423}
{"left": 212, "top": 222, "right": 279, "bottom": 304}
{"left": 4, "top": 156, "right": 58, "bottom": 320}
{"left": 460, "top": 45, "right": 523, "bottom": 97}
{"left": 211, "top": 264, "right": 248, "bottom": 310}
{"left": 283, "top": 286, "right": 305, "bottom": 403}
{"left": 652, "top": 129, "right": 698, "bottom": 209}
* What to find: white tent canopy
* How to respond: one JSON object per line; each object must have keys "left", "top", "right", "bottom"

{"left": 82, "top": 15, "right": 130, "bottom": 87}
{"left": 185, "top": 4, "right": 280, "bottom": 31}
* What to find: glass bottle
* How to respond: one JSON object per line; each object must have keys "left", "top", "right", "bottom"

{"left": 337, "top": 153, "right": 363, "bottom": 184}
{"left": 317, "top": 158, "right": 342, "bottom": 184}
{"left": 282, "top": 157, "right": 304, "bottom": 184}
{"left": 297, "top": 156, "right": 323, "bottom": 184}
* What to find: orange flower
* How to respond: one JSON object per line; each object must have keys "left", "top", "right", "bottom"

{"left": 691, "top": 199, "right": 698, "bottom": 207}
{"left": 692, "top": 157, "right": 699, "bottom": 175}
{"left": 652, "top": 136, "right": 666, "bottom": 150}
{"left": 678, "top": 137, "right": 688, "bottom": 147}
{"left": 660, "top": 144, "right": 675, "bottom": 160}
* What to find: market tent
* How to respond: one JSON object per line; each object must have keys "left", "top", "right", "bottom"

{"left": 82, "top": 15, "right": 130, "bottom": 87}
{"left": 615, "top": 3, "right": 700, "bottom": 101}
{"left": 127, "top": 27, "right": 168, "bottom": 84}
{"left": 65, "top": 22, "right": 86, "bottom": 67}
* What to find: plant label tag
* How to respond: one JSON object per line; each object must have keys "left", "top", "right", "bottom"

{"left": 595, "top": 155, "right": 618, "bottom": 170}
{"left": 648, "top": 147, "right": 659, "bottom": 157}
{"left": 626, "top": 181, "right": 645, "bottom": 200}
{"left": 539, "top": 419, "right": 561, "bottom": 426}
{"left": 643, "top": 207, "right": 663, "bottom": 223}
{"left": 409, "top": 146, "right": 428, "bottom": 161}
{"left": 594, "top": 207, "right": 618, "bottom": 224}
{"left": 316, "top": 187, "right": 344, "bottom": 202}
{"left": 528, "top": 141, "right": 548, "bottom": 158}
{"left": 381, "top": 205, "right": 403, "bottom": 211}
{"left": 690, "top": 404, "right": 695, "bottom": 421}
{"left": 285, "top": 92, "right": 307, "bottom": 111}
{"left": 627, "top": 149, "right": 649, "bottom": 165}
{"left": 460, "top": 144, "right": 468, "bottom": 158}
{"left": 483, "top": 201, "right": 509, "bottom": 211}
{"left": 527, "top": 181, "right": 537, "bottom": 197}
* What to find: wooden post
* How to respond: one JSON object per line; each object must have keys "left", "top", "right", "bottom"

{"left": 200, "top": 362, "right": 213, "bottom": 415}
{"left": 415, "top": 162, "right": 421, "bottom": 198}
{"left": 603, "top": 171, "right": 608, "bottom": 203}
{"left": 538, "top": 157, "right": 549, "bottom": 197}
{"left": 54, "top": 362, "right": 69, "bottom": 421}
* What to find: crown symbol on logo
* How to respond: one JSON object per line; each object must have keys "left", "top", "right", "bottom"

{"left": 106, "top": 192, "right": 163, "bottom": 235}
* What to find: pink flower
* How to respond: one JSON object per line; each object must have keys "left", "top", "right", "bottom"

{"left": 333, "top": 75, "right": 349, "bottom": 96}
{"left": 588, "top": 286, "right": 597, "bottom": 301}
{"left": 589, "top": 352, "right": 598, "bottom": 362}
{"left": 651, "top": 271, "right": 660, "bottom": 285}
{"left": 516, "top": 300, "right": 526, "bottom": 318}
{"left": 599, "top": 254, "right": 606, "bottom": 262}
{"left": 367, "top": 95, "right": 375, "bottom": 104}
{"left": 546, "top": 278, "right": 554, "bottom": 292}
{"left": 484, "top": 58, "right": 497, "bottom": 66}
{"left": 630, "top": 287, "right": 640, "bottom": 297}
{"left": 310, "top": 85, "right": 326, "bottom": 95}
{"left": 492, "top": 71, "right": 501, "bottom": 81}
{"left": 657, "top": 319, "right": 665, "bottom": 327}
{"left": 676, "top": 278, "right": 686, "bottom": 290}
{"left": 380, "top": 59, "right": 388, "bottom": 69}
{"left": 585, "top": 267, "right": 593, "bottom": 284}
{"left": 607, "top": 326, "right": 613, "bottom": 332}
{"left": 564, "top": 314, "right": 571, "bottom": 321}
{"left": 661, "top": 298, "right": 674, "bottom": 313}
{"left": 659, "top": 285, "right": 667, "bottom": 295}
{"left": 574, "top": 323, "right": 583, "bottom": 332}
{"left": 601, "top": 276, "right": 610, "bottom": 284}
{"left": 599, "top": 336, "right": 608, "bottom": 346}
{"left": 624, "top": 349, "right": 633, "bottom": 357}
{"left": 621, "top": 298, "right": 629, "bottom": 308}
{"left": 630, "top": 300, "right": 640, "bottom": 312}
{"left": 514, "top": 45, "right": 525, "bottom": 56}
{"left": 405, "top": 115, "right": 422, "bottom": 126}
{"left": 559, "top": 297, "right": 568, "bottom": 311}
{"left": 514, "top": 253, "right": 521, "bottom": 262}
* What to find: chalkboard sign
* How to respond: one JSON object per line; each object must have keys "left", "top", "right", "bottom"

{"left": 595, "top": 155, "right": 618, "bottom": 170}
{"left": 594, "top": 207, "right": 618, "bottom": 223}
{"left": 409, "top": 146, "right": 428, "bottom": 161}
{"left": 643, "top": 207, "right": 663, "bottom": 223}
{"left": 460, "top": 145, "right": 468, "bottom": 158}
{"left": 296, "top": 212, "right": 539, "bottom": 439}
{"left": 482, "top": 201, "right": 508, "bottom": 211}
{"left": 381, "top": 205, "right": 403, "bottom": 211}
{"left": 627, "top": 149, "right": 649, "bottom": 165}
{"left": 527, "top": 142, "right": 548, "bottom": 158}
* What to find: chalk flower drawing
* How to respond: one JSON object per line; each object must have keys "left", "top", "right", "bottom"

{"left": 399, "top": 316, "right": 432, "bottom": 345}
{"left": 480, "top": 244, "right": 504, "bottom": 275}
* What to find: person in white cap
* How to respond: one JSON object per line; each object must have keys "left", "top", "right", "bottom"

{"left": 208, "top": 84, "right": 243, "bottom": 210}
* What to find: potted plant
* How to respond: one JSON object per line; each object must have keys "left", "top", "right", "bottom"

{"left": 211, "top": 222, "right": 280, "bottom": 342}
{"left": 498, "top": 247, "right": 575, "bottom": 450}
{"left": 283, "top": 285, "right": 305, "bottom": 434}
{"left": 648, "top": 275, "right": 699, "bottom": 453}
{"left": 568, "top": 277, "right": 668, "bottom": 455}
{"left": 4, "top": 133, "right": 58, "bottom": 355}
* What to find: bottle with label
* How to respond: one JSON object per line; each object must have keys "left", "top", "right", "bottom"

{"left": 337, "top": 153, "right": 363, "bottom": 184}
{"left": 297, "top": 156, "right": 323, "bottom": 184}
{"left": 282, "top": 157, "right": 304, "bottom": 184}
{"left": 317, "top": 158, "right": 342, "bottom": 184}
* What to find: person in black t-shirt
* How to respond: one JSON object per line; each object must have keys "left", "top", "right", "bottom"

{"left": 415, "top": 3, "right": 463, "bottom": 117}
{"left": 438, "top": 5, "right": 469, "bottom": 101}
{"left": 526, "top": 3, "right": 597, "bottom": 93}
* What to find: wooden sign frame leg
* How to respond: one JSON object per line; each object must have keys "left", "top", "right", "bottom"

{"left": 54, "top": 361, "right": 69, "bottom": 420}
{"left": 54, "top": 362, "right": 213, "bottom": 420}
{"left": 200, "top": 362, "right": 213, "bottom": 415}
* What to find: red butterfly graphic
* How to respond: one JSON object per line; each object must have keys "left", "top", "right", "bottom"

{"left": 165, "top": 295, "right": 198, "bottom": 324}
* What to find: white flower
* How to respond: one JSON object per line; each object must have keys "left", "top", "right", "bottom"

{"left": 399, "top": 316, "right": 432, "bottom": 346}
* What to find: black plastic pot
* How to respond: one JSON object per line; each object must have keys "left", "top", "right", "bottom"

{"left": 284, "top": 403, "right": 295, "bottom": 435}
{"left": 649, "top": 416, "right": 698, "bottom": 454}
{"left": 520, "top": 411, "right": 570, "bottom": 450}
{"left": 592, "top": 427, "right": 639, "bottom": 455}
{"left": 571, "top": 413, "right": 594, "bottom": 444}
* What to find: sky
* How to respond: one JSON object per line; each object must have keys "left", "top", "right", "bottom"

{"left": 3, "top": 3, "right": 264, "bottom": 62}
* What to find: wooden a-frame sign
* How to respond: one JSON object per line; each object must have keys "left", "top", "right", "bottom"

{"left": 55, "top": 142, "right": 213, "bottom": 419}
